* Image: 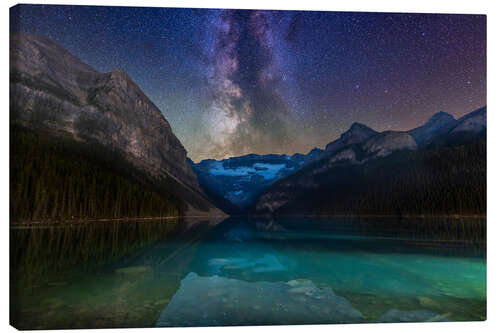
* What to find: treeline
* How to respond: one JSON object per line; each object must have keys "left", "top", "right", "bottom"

{"left": 10, "top": 127, "right": 181, "bottom": 222}
{"left": 271, "top": 138, "right": 486, "bottom": 216}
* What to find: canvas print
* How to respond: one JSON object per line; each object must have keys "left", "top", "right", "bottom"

{"left": 9, "top": 4, "right": 486, "bottom": 329}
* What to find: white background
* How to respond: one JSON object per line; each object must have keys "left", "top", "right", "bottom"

{"left": 1, "top": 0, "right": 497, "bottom": 332}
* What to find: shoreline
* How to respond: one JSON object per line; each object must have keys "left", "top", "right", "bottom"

{"left": 253, "top": 213, "right": 486, "bottom": 220}
{"left": 224, "top": 213, "right": 486, "bottom": 220}
{"left": 10, "top": 213, "right": 486, "bottom": 226}
{"left": 10, "top": 215, "right": 184, "bottom": 227}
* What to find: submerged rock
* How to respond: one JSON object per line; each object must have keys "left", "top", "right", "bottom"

{"left": 417, "top": 296, "right": 440, "bottom": 308}
{"left": 156, "top": 272, "right": 364, "bottom": 327}
{"left": 379, "top": 309, "right": 449, "bottom": 323}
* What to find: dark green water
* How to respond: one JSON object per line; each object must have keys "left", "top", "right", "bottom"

{"left": 10, "top": 217, "right": 486, "bottom": 329}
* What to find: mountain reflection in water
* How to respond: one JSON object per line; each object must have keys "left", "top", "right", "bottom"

{"left": 10, "top": 216, "right": 485, "bottom": 329}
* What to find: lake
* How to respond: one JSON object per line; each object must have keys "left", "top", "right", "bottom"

{"left": 10, "top": 216, "right": 486, "bottom": 329}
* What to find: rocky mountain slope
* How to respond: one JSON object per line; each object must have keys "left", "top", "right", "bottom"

{"left": 408, "top": 111, "right": 457, "bottom": 146}
{"left": 325, "top": 122, "right": 378, "bottom": 153}
{"left": 10, "top": 33, "right": 222, "bottom": 218}
{"left": 253, "top": 107, "right": 486, "bottom": 216}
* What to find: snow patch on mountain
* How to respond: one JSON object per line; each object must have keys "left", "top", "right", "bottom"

{"left": 209, "top": 161, "right": 289, "bottom": 180}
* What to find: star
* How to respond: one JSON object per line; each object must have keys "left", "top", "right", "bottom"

{"left": 9, "top": 5, "right": 486, "bottom": 161}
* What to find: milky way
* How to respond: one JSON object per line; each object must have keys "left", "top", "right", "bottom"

{"left": 10, "top": 5, "right": 486, "bottom": 161}
{"left": 201, "top": 10, "right": 298, "bottom": 159}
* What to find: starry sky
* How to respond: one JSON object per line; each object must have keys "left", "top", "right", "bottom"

{"left": 10, "top": 5, "right": 486, "bottom": 162}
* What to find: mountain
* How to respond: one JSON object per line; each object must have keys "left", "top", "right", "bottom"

{"left": 452, "top": 107, "right": 486, "bottom": 133}
{"left": 191, "top": 147, "right": 323, "bottom": 210}
{"left": 325, "top": 122, "right": 378, "bottom": 153}
{"left": 427, "top": 107, "right": 486, "bottom": 148}
{"left": 253, "top": 107, "right": 486, "bottom": 216}
{"left": 10, "top": 33, "right": 223, "bottom": 220}
{"left": 290, "top": 147, "right": 324, "bottom": 164}
{"left": 408, "top": 111, "right": 457, "bottom": 146}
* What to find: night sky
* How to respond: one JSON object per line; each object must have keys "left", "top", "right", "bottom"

{"left": 10, "top": 5, "right": 486, "bottom": 162}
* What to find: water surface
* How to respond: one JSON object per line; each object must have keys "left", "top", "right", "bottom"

{"left": 10, "top": 217, "right": 486, "bottom": 329}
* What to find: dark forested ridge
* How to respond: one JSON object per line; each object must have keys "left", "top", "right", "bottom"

{"left": 254, "top": 136, "right": 486, "bottom": 217}
{"left": 10, "top": 127, "right": 184, "bottom": 222}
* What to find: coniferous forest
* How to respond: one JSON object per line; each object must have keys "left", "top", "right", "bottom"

{"left": 264, "top": 137, "right": 486, "bottom": 216}
{"left": 10, "top": 127, "right": 181, "bottom": 222}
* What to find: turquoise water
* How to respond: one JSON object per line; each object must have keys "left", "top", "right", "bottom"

{"left": 10, "top": 217, "right": 486, "bottom": 329}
